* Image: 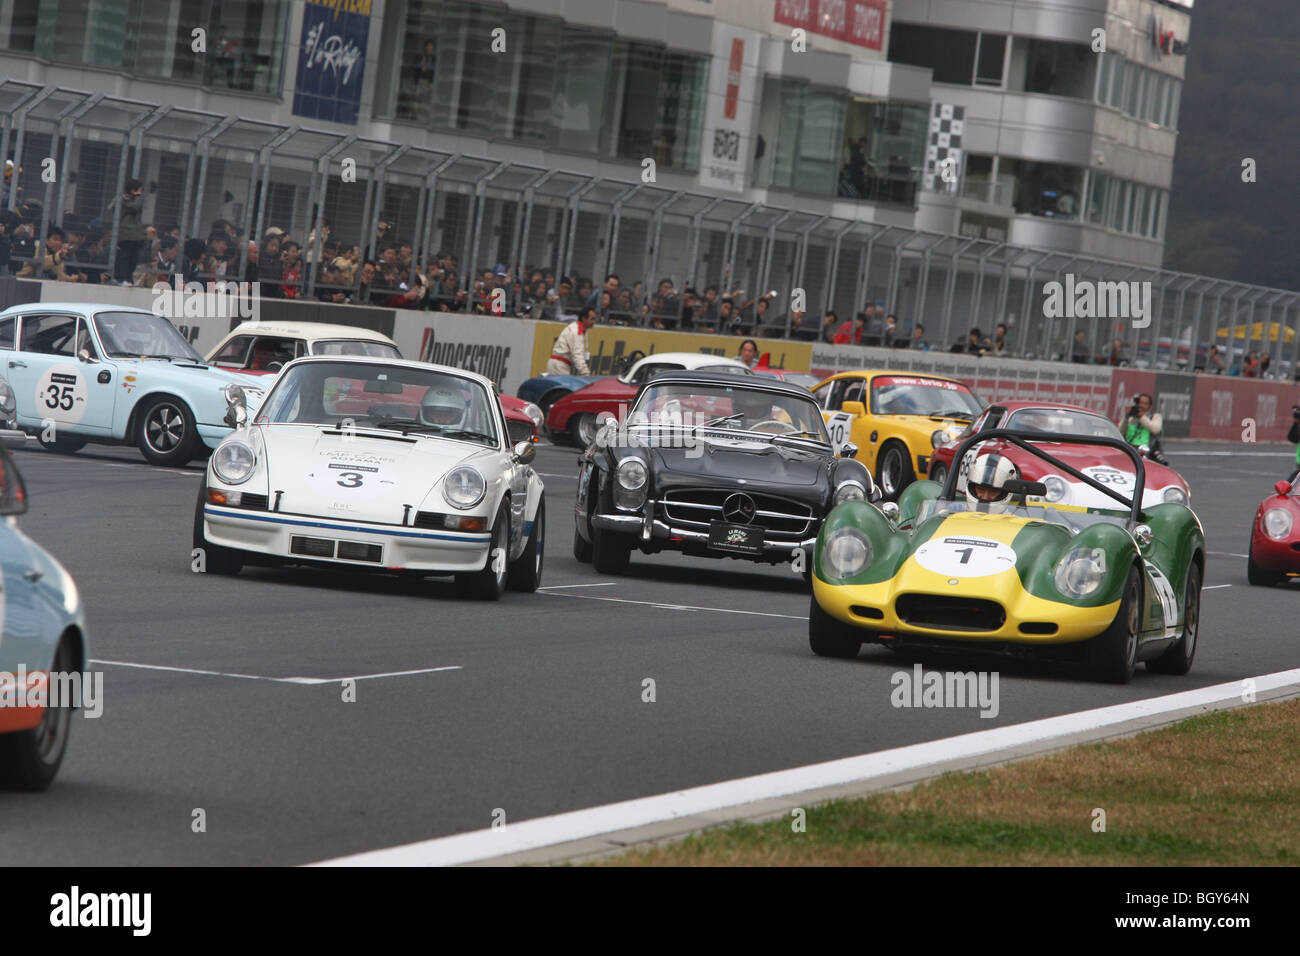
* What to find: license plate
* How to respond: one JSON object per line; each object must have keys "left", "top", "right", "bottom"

{"left": 708, "top": 521, "right": 765, "bottom": 555}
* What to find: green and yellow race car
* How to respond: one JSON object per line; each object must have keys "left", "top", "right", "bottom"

{"left": 809, "top": 430, "right": 1205, "bottom": 683}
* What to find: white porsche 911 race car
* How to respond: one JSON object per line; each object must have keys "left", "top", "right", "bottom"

{"left": 193, "top": 356, "right": 545, "bottom": 600}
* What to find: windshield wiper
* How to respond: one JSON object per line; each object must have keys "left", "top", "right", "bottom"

{"left": 371, "top": 417, "right": 445, "bottom": 435}
{"left": 928, "top": 409, "right": 974, "bottom": 419}
{"left": 694, "top": 413, "right": 743, "bottom": 431}
{"left": 773, "top": 431, "right": 828, "bottom": 442}
{"left": 442, "top": 429, "right": 497, "bottom": 444}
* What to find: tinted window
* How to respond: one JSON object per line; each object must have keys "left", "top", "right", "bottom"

{"left": 20, "top": 314, "right": 78, "bottom": 355}
{"left": 0, "top": 317, "right": 14, "bottom": 349}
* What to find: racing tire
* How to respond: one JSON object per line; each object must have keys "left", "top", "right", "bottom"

{"left": 1246, "top": 543, "right": 1283, "bottom": 587}
{"left": 929, "top": 462, "right": 948, "bottom": 486}
{"left": 191, "top": 487, "right": 243, "bottom": 575}
{"left": 1148, "top": 561, "right": 1201, "bottom": 675}
{"left": 456, "top": 504, "right": 509, "bottom": 601}
{"left": 591, "top": 523, "right": 632, "bottom": 575}
{"left": 876, "top": 441, "right": 915, "bottom": 501}
{"left": 572, "top": 479, "right": 595, "bottom": 563}
{"left": 570, "top": 413, "right": 598, "bottom": 449}
{"left": 808, "top": 595, "right": 863, "bottom": 659}
{"left": 507, "top": 498, "right": 545, "bottom": 592}
{"left": 136, "top": 394, "right": 201, "bottom": 466}
{"left": 36, "top": 434, "right": 87, "bottom": 454}
{"left": 1086, "top": 565, "right": 1141, "bottom": 684}
{"left": 0, "top": 633, "right": 75, "bottom": 791}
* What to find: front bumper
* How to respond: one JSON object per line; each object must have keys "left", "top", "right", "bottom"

{"left": 203, "top": 504, "right": 492, "bottom": 573}
{"left": 1251, "top": 528, "right": 1300, "bottom": 572}
{"left": 813, "top": 576, "right": 1120, "bottom": 644}
{"left": 591, "top": 511, "right": 816, "bottom": 561}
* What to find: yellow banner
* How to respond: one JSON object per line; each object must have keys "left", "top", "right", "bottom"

{"left": 530, "top": 322, "right": 813, "bottom": 377}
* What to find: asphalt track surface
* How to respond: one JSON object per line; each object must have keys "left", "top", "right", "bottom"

{"left": 0, "top": 437, "right": 1295, "bottom": 865}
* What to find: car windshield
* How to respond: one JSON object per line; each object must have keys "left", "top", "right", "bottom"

{"left": 870, "top": 376, "right": 981, "bottom": 417}
{"left": 1005, "top": 408, "right": 1120, "bottom": 439}
{"left": 755, "top": 371, "right": 820, "bottom": 388}
{"left": 313, "top": 339, "right": 401, "bottom": 358}
{"left": 916, "top": 497, "right": 1131, "bottom": 532}
{"left": 630, "top": 382, "right": 830, "bottom": 440}
{"left": 256, "top": 361, "right": 500, "bottom": 447}
{"left": 93, "top": 311, "right": 204, "bottom": 361}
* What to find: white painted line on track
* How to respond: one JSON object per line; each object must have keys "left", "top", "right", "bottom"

{"left": 312, "top": 667, "right": 1300, "bottom": 867}
{"left": 1202, "top": 584, "right": 1232, "bottom": 590}
{"left": 539, "top": 590, "right": 807, "bottom": 619}
{"left": 537, "top": 582, "right": 617, "bottom": 589}
{"left": 92, "top": 659, "right": 461, "bottom": 684}
{"left": 1208, "top": 551, "right": 1249, "bottom": 558}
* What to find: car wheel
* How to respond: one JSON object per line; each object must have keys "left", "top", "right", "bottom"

{"left": 507, "top": 498, "right": 545, "bottom": 592}
{"left": 570, "top": 413, "right": 598, "bottom": 449}
{"left": 137, "top": 395, "right": 200, "bottom": 466}
{"left": 929, "top": 462, "right": 948, "bottom": 485}
{"left": 591, "top": 521, "right": 632, "bottom": 575}
{"left": 191, "top": 487, "right": 243, "bottom": 575}
{"left": 573, "top": 479, "right": 595, "bottom": 563}
{"left": 1246, "top": 541, "right": 1282, "bottom": 586}
{"left": 876, "top": 441, "right": 915, "bottom": 500}
{"left": 808, "top": 595, "right": 863, "bottom": 659}
{"left": 1148, "top": 561, "right": 1200, "bottom": 675}
{"left": 537, "top": 389, "right": 568, "bottom": 416}
{"left": 456, "top": 503, "right": 509, "bottom": 601}
{"left": 1086, "top": 565, "right": 1141, "bottom": 683}
{"left": 0, "top": 633, "right": 75, "bottom": 791}
{"left": 36, "top": 433, "right": 87, "bottom": 454}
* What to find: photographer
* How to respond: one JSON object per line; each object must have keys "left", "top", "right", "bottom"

{"left": 1120, "top": 392, "right": 1168, "bottom": 465}
{"left": 106, "top": 178, "right": 146, "bottom": 284}
{"left": 1287, "top": 404, "right": 1299, "bottom": 483}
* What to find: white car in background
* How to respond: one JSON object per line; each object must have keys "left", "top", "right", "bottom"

{"left": 206, "top": 322, "right": 400, "bottom": 375}
{"left": 194, "top": 356, "right": 546, "bottom": 600}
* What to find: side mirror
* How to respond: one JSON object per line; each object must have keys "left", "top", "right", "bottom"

{"left": 512, "top": 440, "right": 536, "bottom": 465}
{"left": 0, "top": 447, "right": 28, "bottom": 516}
{"left": 1138, "top": 444, "right": 1150, "bottom": 458}
{"left": 1133, "top": 524, "right": 1153, "bottom": 548}
{"left": 881, "top": 501, "right": 900, "bottom": 522}
{"left": 77, "top": 348, "right": 98, "bottom": 364}
{"left": 841, "top": 400, "right": 866, "bottom": 416}
{"left": 224, "top": 403, "right": 248, "bottom": 428}
{"left": 1276, "top": 480, "right": 1292, "bottom": 496}
{"left": 840, "top": 442, "right": 859, "bottom": 459}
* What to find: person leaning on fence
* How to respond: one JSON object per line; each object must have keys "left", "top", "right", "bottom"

{"left": 547, "top": 307, "right": 597, "bottom": 375}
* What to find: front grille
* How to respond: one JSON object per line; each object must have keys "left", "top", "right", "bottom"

{"left": 658, "top": 488, "right": 814, "bottom": 539}
{"left": 290, "top": 536, "right": 335, "bottom": 558}
{"left": 895, "top": 594, "right": 1005, "bottom": 632}
{"left": 413, "top": 511, "right": 443, "bottom": 529}
{"left": 336, "top": 541, "right": 382, "bottom": 563}
{"left": 240, "top": 493, "right": 269, "bottom": 511}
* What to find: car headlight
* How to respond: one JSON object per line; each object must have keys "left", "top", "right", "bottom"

{"left": 211, "top": 441, "right": 256, "bottom": 484}
{"left": 1042, "top": 475, "right": 1068, "bottom": 503}
{"left": 824, "top": 527, "right": 872, "bottom": 578}
{"left": 833, "top": 481, "right": 867, "bottom": 505}
{"left": 1262, "top": 507, "right": 1293, "bottom": 540}
{"left": 0, "top": 378, "right": 15, "bottom": 416}
{"left": 1162, "top": 486, "right": 1188, "bottom": 505}
{"left": 444, "top": 466, "right": 486, "bottom": 510}
{"left": 930, "top": 429, "right": 949, "bottom": 450}
{"left": 523, "top": 402, "right": 544, "bottom": 430}
{"left": 614, "top": 458, "right": 648, "bottom": 510}
{"left": 1053, "top": 547, "right": 1107, "bottom": 599}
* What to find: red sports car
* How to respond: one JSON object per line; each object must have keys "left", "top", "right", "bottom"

{"left": 1247, "top": 476, "right": 1300, "bottom": 586}
{"left": 928, "top": 401, "right": 1190, "bottom": 510}
{"left": 543, "top": 351, "right": 750, "bottom": 447}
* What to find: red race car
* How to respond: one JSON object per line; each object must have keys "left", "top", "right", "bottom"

{"left": 543, "top": 351, "right": 750, "bottom": 447}
{"left": 928, "top": 401, "right": 1190, "bottom": 510}
{"left": 1247, "top": 476, "right": 1300, "bottom": 586}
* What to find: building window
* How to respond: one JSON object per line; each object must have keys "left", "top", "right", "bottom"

{"left": 552, "top": 27, "right": 613, "bottom": 154}
{"left": 1013, "top": 37, "right": 1096, "bottom": 99}
{"left": 1086, "top": 171, "right": 1110, "bottom": 225}
{"left": 603, "top": 42, "right": 706, "bottom": 171}
{"left": 1004, "top": 159, "right": 1084, "bottom": 219}
{"left": 838, "top": 99, "right": 925, "bottom": 204}
{"left": 888, "top": 24, "right": 977, "bottom": 86}
{"left": 975, "top": 33, "right": 1006, "bottom": 86}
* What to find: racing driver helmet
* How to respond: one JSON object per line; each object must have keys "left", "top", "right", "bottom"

{"left": 965, "top": 452, "right": 1018, "bottom": 514}
{"left": 731, "top": 388, "right": 775, "bottom": 425}
{"left": 420, "top": 384, "right": 468, "bottom": 428}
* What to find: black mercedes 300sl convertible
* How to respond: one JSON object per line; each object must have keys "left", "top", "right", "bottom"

{"left": 572, "top": 370, "right": 880, "bottom": 576}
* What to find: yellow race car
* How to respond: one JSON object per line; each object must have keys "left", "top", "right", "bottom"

{"left": 811, "top": 370, "right": 982, "bottom": 499}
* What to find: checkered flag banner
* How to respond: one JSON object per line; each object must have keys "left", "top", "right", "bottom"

{"left": 926, "top": 102, "right": 965, "bottom": 193}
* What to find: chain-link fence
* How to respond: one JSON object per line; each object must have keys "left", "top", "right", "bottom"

{"left": 2, "top": 79, "right": 1297, "bottom": 378}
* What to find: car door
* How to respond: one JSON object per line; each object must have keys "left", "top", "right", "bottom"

{"left": 8, "top": 312, "right": 116, "bottom": 435}
{"left": 0, "top": 521, "right": 48, "bottom": 718}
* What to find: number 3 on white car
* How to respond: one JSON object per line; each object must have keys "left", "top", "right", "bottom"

{"left": 0, "top": 304, "right": 264, "bottom": 466}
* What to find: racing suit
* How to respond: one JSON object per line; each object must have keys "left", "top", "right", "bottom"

{"left": 545, "top": 319, "right": 591, "bottom": 375}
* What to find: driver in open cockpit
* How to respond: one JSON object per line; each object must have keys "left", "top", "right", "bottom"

{"left": 965, "top": 453, "right": 1019, "bottom": 514}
